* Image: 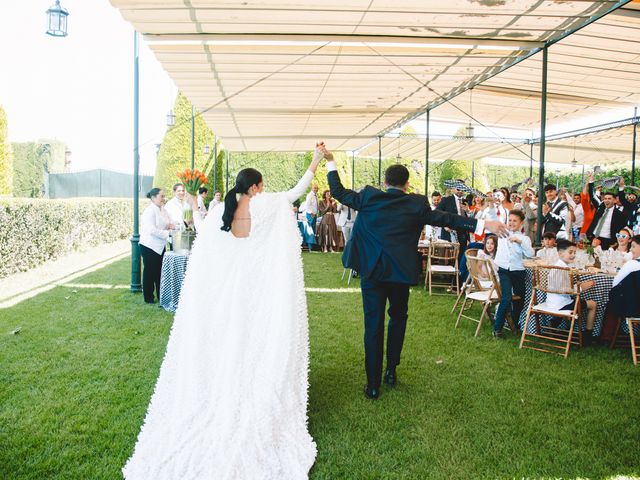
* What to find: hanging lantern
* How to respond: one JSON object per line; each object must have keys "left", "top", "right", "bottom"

{"left": 46, "top": 0, "right": 69, "bottom": 37}
{"left": 166, "top": 110, "right": 176, "bottom": 127}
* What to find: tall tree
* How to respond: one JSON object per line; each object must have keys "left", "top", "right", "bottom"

{"left": 154, "top": 92, "right": 219, "bottom": 198}
{"left": 0, "top": 106, "right": 13, "bottom": 196}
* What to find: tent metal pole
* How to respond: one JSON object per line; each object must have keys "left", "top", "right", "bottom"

{"left": 191, "top": 105, "right": 195, "bottom": 170}
{"left": 130, "top": 31, "right": 141, "bottom": 293}
{"left": 225, "top": 151, "right": 229, "bottom": 193}
{"left": 213, "top": 135, "right": 217, "bottom": 193}
{"left": 633, "top": 107, "right": 638, "bottom": 186}
{"left": 351, "top": 150, "right": 355, "bottom": 190}
{"left": 378, "top": 136, "right": 382, "bottom": 188}
{"left": 535, "top": 46, "right": 549, "bottom": 247}
{"left": 529, "top": 142, "right": 534, "bottom": 178}
{"left": 425, "top": 109, "right": 430, "bottom": 195}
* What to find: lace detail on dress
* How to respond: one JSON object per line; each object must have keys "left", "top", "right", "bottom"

{"left": 122, "top": 192, "right": 316, "bottom": 480}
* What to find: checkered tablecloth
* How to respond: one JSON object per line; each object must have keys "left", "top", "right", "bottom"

{"left": 159, "top": 251, "right": 190, "bottom": 313}
{"left": 518, "top": 267, "right": 614, "bottom": 336}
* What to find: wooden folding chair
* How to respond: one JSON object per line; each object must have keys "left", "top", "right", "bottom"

{"left": 451, "top": 248, "right": 480, "bottom": 314}
{"left": 341, "top": 268, "right": 353, "bottom": 285}
{"left": 628, "top": 318, "right": 640, "bottom": 366}
{"left": 519, "top": 265, "right": 584, "bottom": 359}
{"left": 454, "top": 255, "right": 499, "bottom": 336}
{"left": 425, "top": 242, "right": 460, "bottom": 296}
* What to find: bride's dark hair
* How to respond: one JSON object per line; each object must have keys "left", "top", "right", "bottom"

{"left": 221, "top": 168, "right": 263, "bottom": 231}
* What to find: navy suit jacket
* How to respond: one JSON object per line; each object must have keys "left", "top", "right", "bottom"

{"left": 328, "top": 170, "right": 478, "bottom": 285}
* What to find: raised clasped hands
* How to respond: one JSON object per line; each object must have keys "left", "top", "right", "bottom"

{"left": 316, "top": 141, "right": 334, "bottom": 161}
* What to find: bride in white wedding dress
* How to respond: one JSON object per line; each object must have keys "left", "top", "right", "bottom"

{"left": 122, "top": 146, "right": 324, "bottom": 479}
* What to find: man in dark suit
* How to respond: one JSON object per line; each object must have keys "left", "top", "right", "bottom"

{"left": 618, "top": 177, "right": 639, "bottom": 229}
{"left": 587, "top": 173, "right": 627, "bottom": 250}
{"left": 436, "top": 184, "right": 469, "bottom": 246}
{"left": 323, "top": 146, "right": 507, "bottom": 399}
{"left": 541, "top": 184, "right": 568, "bottom": 238}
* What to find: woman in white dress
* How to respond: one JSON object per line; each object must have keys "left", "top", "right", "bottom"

{"left": 122, "top": 146, "right": 324, "bottom": 479}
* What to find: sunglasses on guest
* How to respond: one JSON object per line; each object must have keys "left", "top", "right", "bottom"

{"left": 616, "top": 233, "right": 629, "bottom": 239}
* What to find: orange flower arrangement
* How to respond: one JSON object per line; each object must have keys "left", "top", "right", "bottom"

{"left": 177, "top": 168, "right": 208, "bottom": 195}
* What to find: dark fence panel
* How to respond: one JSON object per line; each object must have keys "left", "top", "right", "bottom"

{"left": 48, "top": 169, "right": 153, "bottom": 198}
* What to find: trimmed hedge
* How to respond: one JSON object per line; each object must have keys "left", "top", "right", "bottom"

{"left": 0, "top": 198, "right": 136, "bottom": 278}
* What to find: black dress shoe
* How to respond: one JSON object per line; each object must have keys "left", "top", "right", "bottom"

{"left": 383, "top": 368, "right": 397, "bottom": 387}
{"left": 363, "top": 385, "right": 380, "bottom": 400}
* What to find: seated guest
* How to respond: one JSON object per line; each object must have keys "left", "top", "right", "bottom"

{"left": 612, "top": 235, "right": 640, "bottom": 288}
{"left": 536, "top": 231, "right": 558, "bottom": 261}
{"left": 493, "top": 210, "right": 534, "bottom": 338}
{"left": 547, "top": 239, "right": 598, "bottom": 345}
{"left": 477, "top": 235, "right": 498, "bottom": 287}
{"left": 608, "top": 227, "right": 634, "bottom": 262}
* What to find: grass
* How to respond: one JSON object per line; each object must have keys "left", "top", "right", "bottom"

{"left": 1, "top": 252, "right": 639, "bottom": 479}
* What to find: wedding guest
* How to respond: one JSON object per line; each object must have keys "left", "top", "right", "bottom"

{"left": 304, "top": 184, "right": 320, "bottom": 234}
{"left": 318, "top": 190, "right": 340, "bottom": 252}
{"left": 431, "top": 191, "right": 442, "bottom": 208}
{"left": 536, "top": 232, "right": 558, "bottom": 260}
{"left": 197, "top": 187, "right": 208, "bottom": 216}
{"left": 493, "top": 210, "right": 534, "bottom": 337}
{"left": 587, "top": 173, "right": 626, "bottom": 250}
{"left": 612, "top": 235, "right": 640, "bottom": 287}
{"left": 140, "top": 188, "right": 173, "bottom": 304}
{"left": 565, "top": 192, "right": 584, "bottom": 240}
{"left": 522, "top": 188, "right": 537, "bottom": 243}
{"left": 165, "top": 183, "right": 187, "bottom": 229}
{"left": 208, "top": 191, "right": 222, "bottom": 212}
{"left": 547, "top": 239, "right": 598, "bottom": 345}
{"left": 541, "top": 184, "right": 568, "bottom": 239}
{"left": 618, "top": 177, "right": 640, "bottom": 231}
{"left": 437, "top": 183, "right": 469, "bottom": 247}
{"left": 470, "top": 196, "right": 487, "bottom": 242}
{"left": 501, "top": 187, "right": 514, "bottom": 212}
{"left": 477, "top": 235, "right": 499, "bottom": 280}
{"left": 578, "top": 176, "right": 596, "bottom": 238}
{"left": 609, "top": 227, "right": 634, "bottom": 262}
{"left": 337, "top": 201, "right": 357, "bottom": 246}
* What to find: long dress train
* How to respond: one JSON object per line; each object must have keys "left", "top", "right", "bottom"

{"left": 123, "top": 171, "right": 317, "bottom": 479}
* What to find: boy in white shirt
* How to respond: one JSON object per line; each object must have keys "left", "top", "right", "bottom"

{"left": 493, "top": 210, "right": 534, "bottom": 337}
{"left": 546, "top": 239, "right": 598, "bottom": 344}
{"left": 536, "top": 231, "right": 558, "bottom": 261}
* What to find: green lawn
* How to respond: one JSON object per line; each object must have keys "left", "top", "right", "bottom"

{"left": 1, "top": 253, "right": 638, "bottom": 479}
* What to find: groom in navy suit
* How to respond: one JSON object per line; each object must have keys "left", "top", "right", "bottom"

{"left": 324, "top": 147, "right": 507, "bottom": 399}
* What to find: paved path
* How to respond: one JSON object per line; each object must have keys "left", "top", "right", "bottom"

{"left": 0, "top": 240, "right": 130, "bottom": 309}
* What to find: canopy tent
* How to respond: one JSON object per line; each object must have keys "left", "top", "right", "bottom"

{"left": 357, "top": 122, "right": 637, "bottom": 167}
{"left": 109, "top": 0, "right": 631, "bottom": 152}
{"left": 414, "top": 2, "right": 640, "bottom": 131}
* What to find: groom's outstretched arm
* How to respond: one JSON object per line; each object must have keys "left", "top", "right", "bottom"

{"left": 421, "top": 205, "right": 508, "bottom": 238}
{"left": 326, "top": 161, "right": 364, "bottom": 211}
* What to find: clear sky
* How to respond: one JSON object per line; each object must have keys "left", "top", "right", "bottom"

{"left": 1, "top": 1, "right": 176, "bottom": 175}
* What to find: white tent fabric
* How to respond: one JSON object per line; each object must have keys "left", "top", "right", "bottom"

{"left": 108, "top": 0, "right": 629, "bottom": 152}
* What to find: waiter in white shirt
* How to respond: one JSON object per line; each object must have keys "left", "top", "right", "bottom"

{"left": 165, "top": 183, "right": 187, "bottom": 230}
{"left": 140, "top": 188, "right": 173, "bottom": 304}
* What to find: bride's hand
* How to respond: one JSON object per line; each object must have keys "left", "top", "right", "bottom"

{"left": 318, "top": 143, "right": 334, "bottom": 161}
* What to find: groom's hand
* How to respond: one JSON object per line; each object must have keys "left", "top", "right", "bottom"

{"left": 484, "top": 220, "right": 509, "bottom": 238}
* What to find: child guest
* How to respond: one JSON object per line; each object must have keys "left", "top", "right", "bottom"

{"left": 493, "top": 210, "right": 534, "bottom": 338}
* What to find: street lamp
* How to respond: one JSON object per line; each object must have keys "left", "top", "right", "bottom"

{"left": 166, "top": 110, "right": 176, "bottom": 127}
{"left": 46, "top": 0, "right": 69, "bottom": 37}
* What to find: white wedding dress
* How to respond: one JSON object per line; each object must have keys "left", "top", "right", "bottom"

{"left": 123, "top": 171, "right": 317, "bottom": 479}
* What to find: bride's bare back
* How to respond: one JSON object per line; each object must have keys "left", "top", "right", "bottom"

{"left": 231, "top": 195, "right": 252, "bottom": 238}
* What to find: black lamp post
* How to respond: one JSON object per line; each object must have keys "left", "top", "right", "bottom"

{"left": 46, "top": 0, "right": 69, "bottom": 37}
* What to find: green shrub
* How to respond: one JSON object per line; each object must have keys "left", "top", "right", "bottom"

{"left": 0, "top": 198, "right": 136, "bottom": 278}
{"left": 0, "top": 106, "right": 12, "bottom": 196}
